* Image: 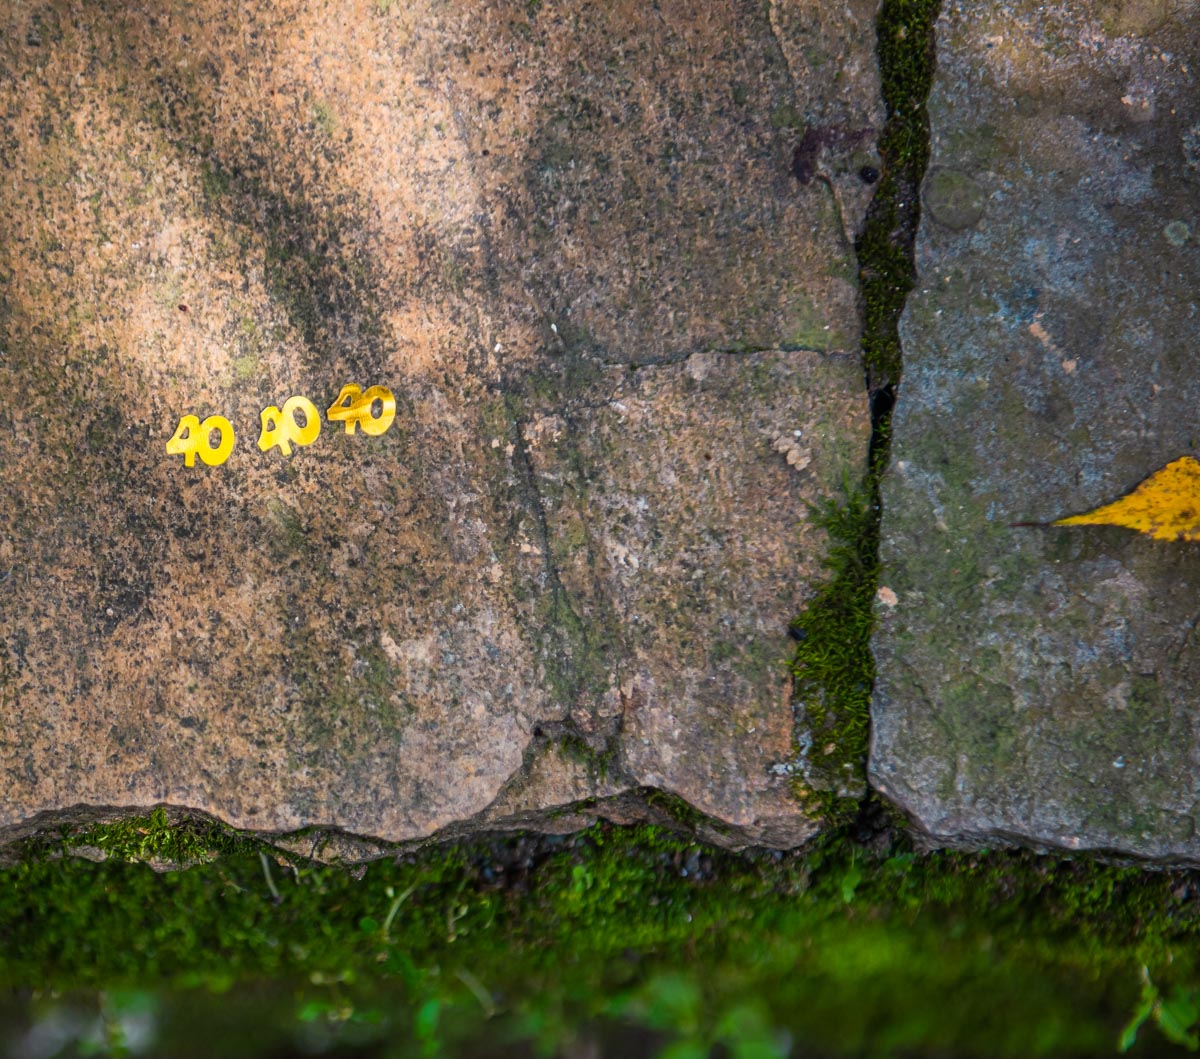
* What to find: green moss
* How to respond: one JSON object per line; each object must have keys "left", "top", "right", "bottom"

{"left": 859, "top": 0, "right": 940, "bottom": 389}
{"left": 556, "top": 732, "right": 619, "bottom": 782}
{"left": 642, "top": 791, "right": 731, "bottom": 838}
{"left": 789, "top": 479, "right": 879, "bottom": 819}
{"left": 7, "top": 819, "right": 1200, "bottom": 1055}
{"left": 788, "top": 0, "right": 940, "bottom": 820}
{"left": 44, "top": 806, "right": 246, "bottom": 867}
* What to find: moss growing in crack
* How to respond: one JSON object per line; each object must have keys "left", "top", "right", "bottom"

{"left": 790, "top": 0, "right": 939, "bottom": 819}
{"left": 859, "top": 0, "right": 941, "bottom": 390}
{"left": 790, "top": 480, "right": 879, "bottom": 820}
{"left": 644, "top": 790, "right": 732, "bottom": 838}
{"left": 556, "top": 731, "right": 619, "bottom": 781}
{"left": 29, "top": 806, "right": 249, "bottom": 867}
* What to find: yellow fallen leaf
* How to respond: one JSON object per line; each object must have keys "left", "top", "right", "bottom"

{"left": 1051, "top": 456, "right": 1200, "bottom": 541}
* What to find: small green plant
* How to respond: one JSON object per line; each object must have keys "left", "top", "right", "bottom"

{"left": 1120, "top": 967, "right": 1200, "bottom": 1052}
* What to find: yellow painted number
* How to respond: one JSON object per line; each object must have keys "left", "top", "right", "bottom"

{"left": 258, "top": 395, "right": 321, "bottom": 456}
{"left": 166, "top": 414, "right": 236, "bottom": 467}
{"left": 327, "top": 383, "right": 396, "bottom": 436}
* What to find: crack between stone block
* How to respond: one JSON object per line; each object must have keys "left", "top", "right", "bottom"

{"left": 786, "top": 0, "right": 941, "bottom": 823}
{"left": 506, "top": 402, "right": 563, "bottom": 599}
{"left": 503, "top": 396, "right": 611, "bottom": 727}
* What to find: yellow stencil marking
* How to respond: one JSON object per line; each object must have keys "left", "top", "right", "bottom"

{"left": 327, "top": 383, "right": 396, "bottom": 436}
{"left": 1054, "top": 456, "right": 1200, "bottom": 541}
{"left": 258, "top": 395, "right": 321, "bottom": 456}
{"left": 166, "top": 414, "right": 236, "bottom": 467}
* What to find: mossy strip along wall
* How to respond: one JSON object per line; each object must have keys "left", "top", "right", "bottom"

{"left": 7, "top": 810, "right": 1200, "bottom": 1056}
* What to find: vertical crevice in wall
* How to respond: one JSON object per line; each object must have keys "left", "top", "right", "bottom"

{"left": 788, "top": 0, "right": 941, "bottom": 821}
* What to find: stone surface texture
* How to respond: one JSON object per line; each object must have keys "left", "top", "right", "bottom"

{"left": 873, "top": 0, "right": 1200, "bottom": 859}
{"left": 0, "top": 0, "right": 877, "bottom": 848}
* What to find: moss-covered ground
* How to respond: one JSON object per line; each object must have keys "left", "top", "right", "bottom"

{"left": 5, "top": 811, "right": 1200, "bottom": 1056}
{"left": 8, "top": 2, "right": 1199, "bottom": 1057}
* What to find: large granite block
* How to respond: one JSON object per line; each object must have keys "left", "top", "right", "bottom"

{"left": 0, "top": 0, "right": 876, "bottom": 849}
{"left": 872, "top": 0, "right": 1200, "bottom": 859}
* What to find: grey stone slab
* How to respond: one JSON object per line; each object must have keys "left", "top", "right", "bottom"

{"left": 0, "top": 0, "right": 877, "bottom": 850}
{"left": 872, "top": 0, "right": 1200, "bottom": 859}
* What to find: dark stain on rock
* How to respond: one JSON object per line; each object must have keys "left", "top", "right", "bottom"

{"left": 120, "top": 53, "right": 397, "bottom": 386}
{"left": 97, "top": 562, "right": 154, "bottom": 635}
{"left": 85, "top": 404, "right": 124, "bottom": 455}
{"left": 792, "top": 125, "right": 875, "bottom": 185}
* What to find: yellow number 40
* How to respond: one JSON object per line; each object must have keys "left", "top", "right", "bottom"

{"left": 327, "top": 384, "right": 396, "bottom": 436}
{"left": 167, "top": 383, "right": 397, "bottom": 467}
{"left": 166, "top": 414, "right": 236, "bottom": 467}
{"left": 258, "top": 395, "right": 321, "bottom": 457}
